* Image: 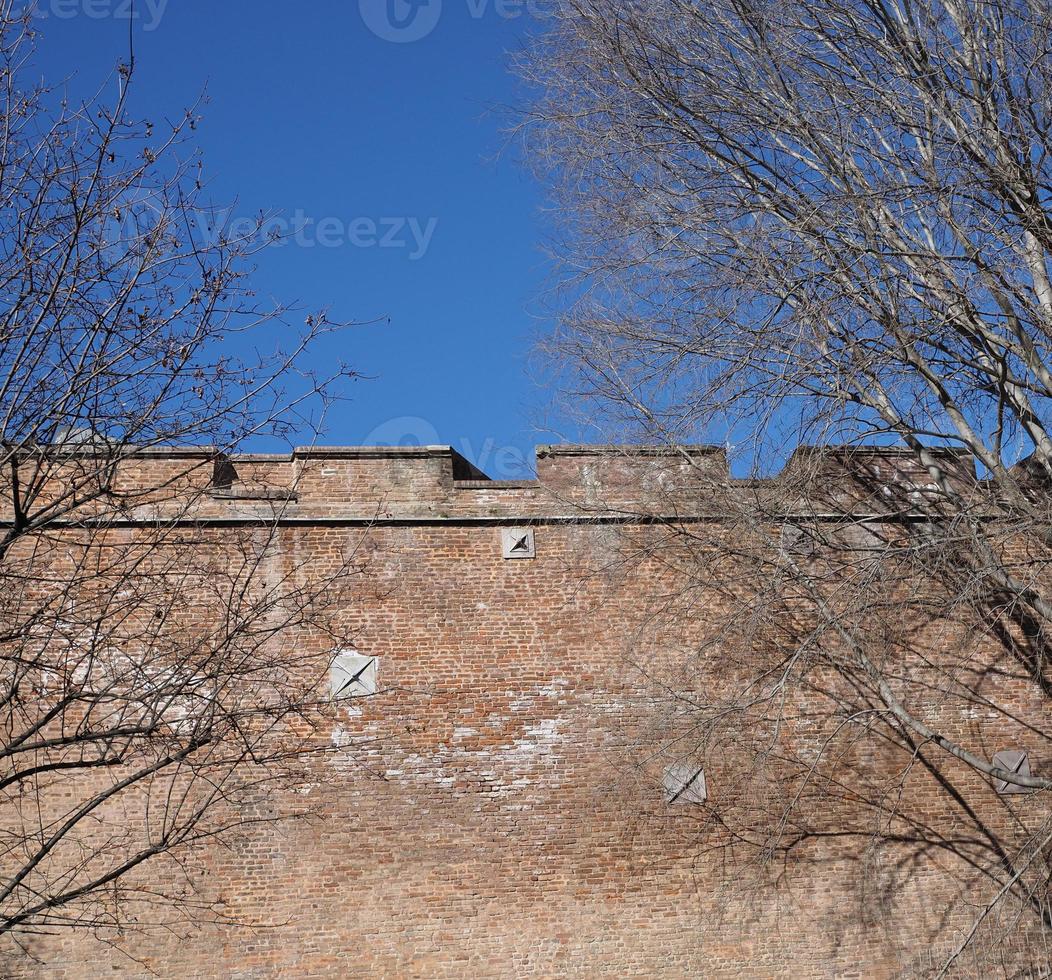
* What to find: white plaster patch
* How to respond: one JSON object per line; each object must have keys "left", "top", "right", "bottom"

{"left": 393, "top": 752, "right": 458, "bottom": 788}
{"left": 331, "top": 724, "right": 354, "bottom": 750}
{"left": 369, "top": 688, "right": 572, "bottom": 800}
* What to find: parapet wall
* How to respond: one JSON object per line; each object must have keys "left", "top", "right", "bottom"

{"left": 1, "top": 443, "right": 981, "bottom": 525}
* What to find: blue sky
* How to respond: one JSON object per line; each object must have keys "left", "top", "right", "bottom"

{"left": 30, "top": 0, "right": 565, "bottom": 477}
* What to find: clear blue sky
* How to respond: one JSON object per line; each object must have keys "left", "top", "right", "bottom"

{"left": 31, "top": 0, "right": 566, "bottom": 477}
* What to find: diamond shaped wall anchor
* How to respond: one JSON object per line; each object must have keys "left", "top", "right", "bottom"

{"left": 501, "top": 528, "right": 536, "bottom": 560}
{"left": 331, "top": 653, "right": 379, "bottom": 700}
{"left": 663, "top": 763, "right": 708, "bottom": 805}
{"left": 992, "top": 749, "right": 1032, "bottom": 795}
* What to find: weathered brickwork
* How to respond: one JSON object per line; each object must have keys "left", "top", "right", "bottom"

{"left": 2, "top": 445, "right": 1048, "bottom": 978}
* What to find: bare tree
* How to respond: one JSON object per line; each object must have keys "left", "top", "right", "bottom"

{"left": 0, "top": 5, "right": 358, "bottom": 951}
{"left": 520, "top": 0, "right": 1052, "bottom": 971}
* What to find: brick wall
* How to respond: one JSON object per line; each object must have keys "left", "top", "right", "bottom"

{"left": 2, "top": 445, "right": 1047, "bottom": 978}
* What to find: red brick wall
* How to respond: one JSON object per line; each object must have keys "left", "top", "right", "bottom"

{"left": 2, "top": 446, "right": 1047, "bottom": 978}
